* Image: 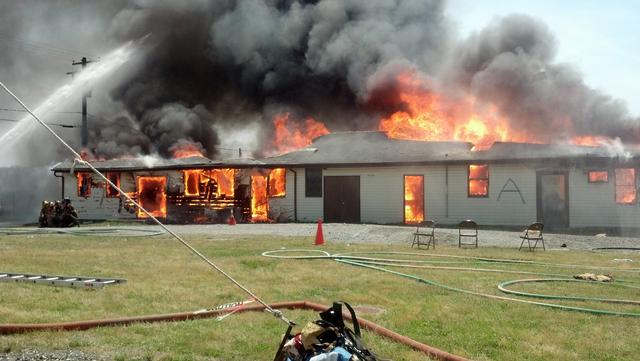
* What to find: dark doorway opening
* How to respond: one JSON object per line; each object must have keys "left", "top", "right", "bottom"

{"left": 323, "top": 176, "right": 360, "bottom": 223}
{"left": 537, "top": 171, "right": 569, "bottom": 229}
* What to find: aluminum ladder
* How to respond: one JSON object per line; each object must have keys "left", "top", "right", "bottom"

{"left": 0, "top": 272, "right": 126, "bottom": 288}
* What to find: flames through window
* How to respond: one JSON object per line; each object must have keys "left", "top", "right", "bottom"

{"left": 184, "top": 170, "right": 201, "bottom": 196}
{"left": 137, "top": 176, "right": 167, "bottom": 218}
{"left": 468, "top": 165, "right": 489, "bottom": 197}
{"left": 588, "top": 170, "right": 608, "bottom": 183}
{"left": 77, "top": 172, "right": 92, "bottom": 197}
{"left": 615, "top": 168, "right": 636, "bottom": 204}
{"left": 105, "top": 172, "right": 120, "bottom": 197}
{"left": 404, "top": 175, "right": 424, "bottom": 224}
{"left": 269, "top": 168, "right": 286, "bottom": 197}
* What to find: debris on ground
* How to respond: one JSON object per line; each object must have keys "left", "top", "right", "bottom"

{"left": 573, "top": 273, "right": 613, "bottom": 282}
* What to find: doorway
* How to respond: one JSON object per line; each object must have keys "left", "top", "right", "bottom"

{"left": 536, "top": 171, "right": 569, "bottom": 229}
{"left": 323, "top": 176, "right": 360, "bottom": 223}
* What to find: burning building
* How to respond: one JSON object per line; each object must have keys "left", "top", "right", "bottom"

{"left": 50, "top": 155, "right": 292, "bottom": 224}
{"left": 259, "top": 131, "right": 640, "bottom": 230}
{"left": 51, "top": 131, "right": 640, "bottom": 230}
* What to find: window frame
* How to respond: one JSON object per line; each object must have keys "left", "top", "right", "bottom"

{"left": 467, "top": 164, "right": 489, "bottom": 198}
{"left": 183, "top": 170, "right": 201, "bottom": 197}
{"left": 305, "top": 168, "right": 323, "bottom": 198}
{"left": 77, "top": 172, "right": 92, "bottom": 198}
{"left": 615, "top": 168, "right": 636, "bottom": 205}
{"left": 268, "top": 168, "right": 287, "bottom": 198}
{"left": 587, "top": 170, "right": 609, "bottom": 183}
{"left": 105, "top": 172, "right": 120, "bottom": 198}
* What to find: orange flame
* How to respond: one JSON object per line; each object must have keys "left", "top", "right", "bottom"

{"left": 269, "top": 168, "right": 286, "bottom": 197}
{"left": 404, "top": 175, "right": 424, "bottom": 224}
{"left": 377, "top": 72, "right": 616, "bottom": 149}
{"left": 271, "top": 112, "right": 330, "bottom": 154}
{"left": 172, "top": 143, "right": 205, "bottom": 158}
{"left": 105, "top": 172, "right": 120, "bottom": 197}
{"left": 77, "top": 172, "right": 92, "bottom": 197}
{"left": 137, "top": 176, "right": 167, "bottom": 218}
{"left": 615, "top": 168, "right": 636, "bottom": 204}
{"left": 468, "top": 165, "right": 489, "bottom": 196}
{"left": 570, "top": 135, "right": 610, "bottom": 147}
{"left": 251, "top": 175, "right": 269, "bottom": 222}
{"left": 379, "top": 74, "right": 532, "bottom": 149}
{"left": 184, "top": 170, "right": 201, "bottom": 196}
{"left": 588, "top": 171, "right": 608, "bottom": 183}
{"left": 210, "top": 169, "right": 235, "bottom": 197}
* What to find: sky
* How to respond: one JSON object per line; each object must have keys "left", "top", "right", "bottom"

{"left": 447, "top": 0, "right": 640, "bottom": 115}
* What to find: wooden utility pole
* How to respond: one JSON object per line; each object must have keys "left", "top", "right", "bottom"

{"left": 70, "top": 57, "right": 96, "bottom": 148}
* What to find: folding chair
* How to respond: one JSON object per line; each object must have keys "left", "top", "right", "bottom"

{"left": 458, "top": 220, "right": 478, "bottom": 248}
{"left": 519, "top": 222, "right": 545, "bottom": 251}
{"left": 411, "top": 220, "right": 436, "bottom": 249}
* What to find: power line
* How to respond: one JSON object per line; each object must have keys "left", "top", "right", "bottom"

{"left": 0, "top": 33, "right": 95, "bottom": 58}
{"left": 0, "top": 118, "right": 77, "bottom": 128}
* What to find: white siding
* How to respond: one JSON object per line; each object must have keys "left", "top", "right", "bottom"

{"left": 569, "top": 167, "right": 640, "bottom": 228}
{"left": 444, "top": 164, "right": 536, "bottom": 226}
{"left": 269, "top": 169, "right": 295, "bottom": 221}
{"left": 279, "top": 164, "right": 536, "bottom": 226}
{"left": 295, "top": 168, "right": 323, "bottom": 222}
{"left": 64, "top": 172, "right": 137, "bottom": 220}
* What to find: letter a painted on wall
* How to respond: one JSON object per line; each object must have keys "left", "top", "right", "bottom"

{"left": 497, "top": 178, "right": 526, "bottom": 204}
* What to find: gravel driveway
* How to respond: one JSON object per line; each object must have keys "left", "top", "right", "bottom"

{"left": 37, "top": 222, "right": 640, "bottom": 250}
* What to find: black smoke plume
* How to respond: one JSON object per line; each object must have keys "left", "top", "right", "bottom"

{"left": 1, "top": 0, "right": 639, "bottom": 161}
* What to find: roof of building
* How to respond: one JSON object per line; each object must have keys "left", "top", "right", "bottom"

{"left": 51, "top": 155, "right": 265, "bottom": 172}
{"left": 262, "top": 131, "right": 474, "bottom": 166}
{"left": 51, "top": 131, "right": 640, "bottom": 172}
{"left": 262, "top": 131, "right": 638, "bottom": 166}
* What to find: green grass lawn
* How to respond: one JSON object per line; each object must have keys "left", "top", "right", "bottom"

{"left": 1, "top": 231, "right": 639, "bottom": 360}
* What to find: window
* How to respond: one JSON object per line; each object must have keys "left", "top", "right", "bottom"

{"left": 615, "top": 168, "right": 636, "bottom": 204}
{"left": 404, "top": 175, "right": 424, "bottom": 224}
{"left": 77, "top": 172, "right": 92, "bottom": 197}
{"left": 184, "top": 170, "right": 201, "bottom": 196}
{"left": 268, "top": 168, "right": 286, "bottom": 197}
{"left": 305, "top": 168, "right": 322, "bottom": 197}
{"left": 588, "top": 170, "right": 608, "bottom": 183}
{"left": 468, "top": 164, "right": 489, "bottom": 197}
{"left": 105, "top": 172, "right": 120, "bottom": 197}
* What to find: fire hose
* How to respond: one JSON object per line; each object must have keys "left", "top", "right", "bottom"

{"left": 0, "top": 227, "right": 165, "bottom": 237}
{"left": 262, "top": 250, "right": 640, "bottom": 317}
{"left": 0, "top": 300, "right": 470, "bottom": 361}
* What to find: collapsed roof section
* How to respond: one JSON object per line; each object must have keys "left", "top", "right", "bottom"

{"left": 51, "top": 131, "right": 640, "bottom": 172}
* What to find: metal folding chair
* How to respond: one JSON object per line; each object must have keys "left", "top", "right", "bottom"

{"left": 411, "top": 220, "right": 436, "bottom": 249}
{"left": 458, "top": 220, "right": 478, "bottom": 248}
{"left": 519, "top": 222, "right": 545, "bottom": 251}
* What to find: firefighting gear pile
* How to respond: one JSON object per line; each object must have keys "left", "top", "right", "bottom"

{"left": 38, "top": 198, "right": 79, "bottom": 227}
{"left": 281, "top": 302, "right": 381, "bottom": 361}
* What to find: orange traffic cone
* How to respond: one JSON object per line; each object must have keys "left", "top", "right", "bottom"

{"left": 314, "top": 218, "right": 324, "bottom": 246}
{"left": 228, "top": 214, "right": 236, "bottom": 226}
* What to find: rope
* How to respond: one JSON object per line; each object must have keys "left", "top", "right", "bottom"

{"left": 0, "top": 80, "right": 293, "bottom": 326}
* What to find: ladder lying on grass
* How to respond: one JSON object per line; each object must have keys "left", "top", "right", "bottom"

{"left": 0, "top": 272, "right": 126, "bottom": 288}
